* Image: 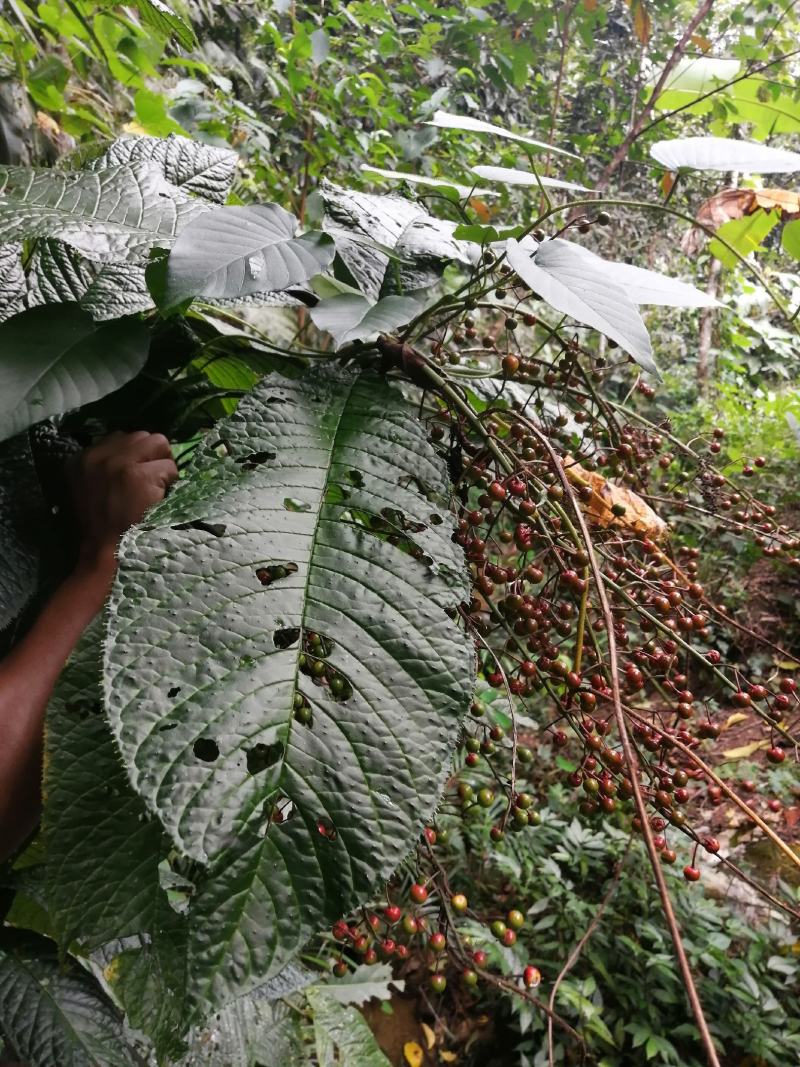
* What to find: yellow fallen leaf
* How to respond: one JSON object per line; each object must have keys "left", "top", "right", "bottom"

{"left": 752, "top": 188, "right": 800, "bottom": 215}
{"left": 440, "top": 1054, "right": 458, "bottom": 1064}
{"left": 721, "top": 740, "right": 769, "bottom": 759}
{"left": 691, "top": 33, "right": 712, "bottom": 51}
{"left": 421, "top": 1023, "right": 436, "bottom": 1050}
{"left": 404, "top": 1041, "right": 424, "bottom": 1067}
{"left": 776, "top": 660, "right": 799, "bottom": 670}
{"left": 723, "top": 712, "right": 749, "bottom": 728}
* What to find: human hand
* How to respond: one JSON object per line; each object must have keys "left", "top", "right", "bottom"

{"left": 68, "top": 431, "right": 178, "bottom": 573}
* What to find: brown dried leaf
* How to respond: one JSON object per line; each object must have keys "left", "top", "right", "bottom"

{"left": 564, "top": 460, "right": 668, "bottom": 540}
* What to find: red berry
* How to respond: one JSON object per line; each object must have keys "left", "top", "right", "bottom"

{"left": 380, "top": 938, "right": 396, "bottom": 955}
{"left": 332, "top": 920, "right": 349, "bottom": 940}
{"left": 424, "top": 826, "right": 437, "bottom": 845}
{"left": 488, "top": 481, "right": 507, "bottom": 501}
{"left": 767, "top": 747, "right": 785, "bottom": 764}
{"left": 703, "top": 836, "right": 720, "bottom": 854}
{"left": 683, "top": 866, "right": 701, "bottom": 882}
{"left": 384, "top": 905, "right": 401, "bottom": 924}
{"left": 523, "top": 965, "right": 541, "bottom": 989}
{"left": 430, "top": 973, "right": 447, "bottom": 993}
{"left": 364, "top": 947, "right": 378, "bottom": 965}
{"left": 396, "top": 944, "right": 409, "bottom": 959}
{"left": 410, "top": 883, "right": 429, "bottom": 904}
{"left": 429, "top": 931, "right": 446, "bottom": 952}
{"left": 332, "top": 960, "right": 348, "bottom": 977}
{"left": 502, "top": 928, "right": 517, "bottom": 947}
{"left": 451, "top": 893, "right": 468, "bottom": 913}
{"left": 473, "top": 949, "right": 488, "bottom": 966}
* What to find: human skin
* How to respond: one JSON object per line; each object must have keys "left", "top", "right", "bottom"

{"left": 0, "top": 431, "right": 178, "bottom": 860}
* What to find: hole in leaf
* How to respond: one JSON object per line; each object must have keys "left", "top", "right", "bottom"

{"left": 246, "top": 741, "right": 284, "bottom": 775}
{"left": 167, "top": 686, "right": 182, "bottom": 698}
{"left": 265, "top": 396, "right": 288, "bottom": 405}
{"left": 159, "top": 722, "right": 178, "bottom": 732}
{"left": 193, "top": 737, "right": 219, "bottom": 762}
{"left": 381, "top": 506, "right": 426, "bottom": 533}
{"left": 240, "top": 450, "right": 277, "bottom": 470}
{"left": 173, "top": 520, "right": 227, "bottom": 537}
{"left": 284, "top": 497, "right": 311, "bottom": 512}
{"left": 347, "top": 470, "right": 365, "bottom": 489}
{"left": 429, "top": 513, "right": 443, "bottom": 525}
{"left": 255, "top": 562, "right": 299, "bottom": 585}
{"left": 274, "top": 627, "right": 301, "bottom": 649}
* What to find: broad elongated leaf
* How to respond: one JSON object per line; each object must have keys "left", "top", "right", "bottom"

{"left": 552, "top": 240, "right": 719, "bottom": 306}
{"left": 163, "top": 204, "right": 334, "bottom": 306}
{"left": 0, "top": 242, "right": 25, "bottom": 321}
{"left": 307, "top": 988, "right": 392, "bottom": 1067}
{"left": 43, "top": 624, "right": 169, "bottom": 951}
{"left": 426, "top": 110, "right": 579, "bottom": 159}
{"left": 309, "top": 293, "right": 425, "bottom": 349}
{"left": 320, "top": 180, "right": 478, "bottom": 301}
{"left": 650, "top": 137, "right": 800, "bottom": 174}
{"left": 471, "top": 164, "right": 589, "bottom": 192}
{"left": 90, "top": 133, "right": 237, "bottom": 204}
{"left": 0, "top": 305, "right": 150, "bottom": 442}
{"left": 128, "top": 0, "right": 197, "bottom": 48}
{"left": 104, "top": 368, "right": 473, "bottom": 1007}
{"left": 360, "top": 164, "right": 493, "bottom": 199}
{"left": 506, "top": 237, "right": 655, "bottom": 374}
{"left": 0, "top": 933, "right": 138, "bottom": 1067}
{"left": 0, "top": 163, "right": 207, "bottom": 262}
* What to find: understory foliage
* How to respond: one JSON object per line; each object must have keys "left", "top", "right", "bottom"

{"left": 0, "top": 3, "right": 799, "bottom": 1067}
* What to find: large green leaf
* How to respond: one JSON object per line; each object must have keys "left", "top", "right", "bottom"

{"left": 104, "top": 367, "right": 473, "bottom": 1007}
{"left": 26, "top": 240, "right": 154, "bottom": 320}
{"left": 0, "top": 243, "right": 25, "bottom": 321}
{"left": 709, "top": 209, "right": 780, "bottom": 267}
{"left": 163, "top": 204, "right": 335, "bottom": 306}
{"left": 0, "top": 933, "right": 139, "bottom": 1067}
{"left": 0, "top": 305, "right": 150, "bottom": 443}
{"left": 126, "top": 0, "right": 197, "bottom": 49}
{"left": 0, "top": 163, "right": 207, "bottom": 263}
{"left": 90, "top": 133, "right": 237, "bottom": 205}
{"left": 43, "top": 624, "right": 169, "bottom": 951}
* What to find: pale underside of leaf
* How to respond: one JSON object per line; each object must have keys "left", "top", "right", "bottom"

{"left": 471, "top": 164, "right": 590, "bottom": 192}
{"left": 359, "top": 164, "right": 494, "bottom": 199}
{"left": 650, "top": 136, "right": 800, "bottom": 174}
{"left": 425, "top": 110, "right": 580, "bottom": 159}
{"left": 506, "top": 237, "right": 656, "bottom": 374}
{"left": 553, "top": 238, "right": 720, "bottom": 307}
{"left": 0, "top": 163, "right": 207, "bottom": 263}
{"left": 0, "top": 242, "right": 26, "bottom": 322}
{"left": 309, "top": 293, "right": 425, "bottom": 348}
{"left": 163, "top": 204, "right": 335, "bottom": 305}
{"left": 104, "top": 368, "right": 473, "bottom": 1007}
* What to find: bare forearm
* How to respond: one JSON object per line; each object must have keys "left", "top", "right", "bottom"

{"left": 0, "top": 552, "right": 115, "bottom": 858}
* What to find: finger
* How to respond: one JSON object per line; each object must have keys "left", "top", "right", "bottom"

{"left": 86, "top": 430, "right": 151, "bottom": 462}
{"left": 140, "top": 458, "right": 179, "bottom": 490}
{"left": 127, "top": 432, "right": 173, "bottom": 463}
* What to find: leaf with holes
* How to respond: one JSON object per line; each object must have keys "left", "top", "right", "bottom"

{"left": 0, "top": 163, "right": 208, "bottom": 263}
{"left": 0, "top": 933, "right": 139, "bottom": 1067}
{"left": 506, "top": 237, "right": 656, "bottom": 375}
{"left": 309, "top": 293, "right": 425, "bottom": 349}
{"left": 650, "top": 137, "right": 800, "bottom": 174}
{"left": 104, "top": 368, "right": 473, "bottom": 1010}
{"left": 162, "top": 204, "right": 335, "bottom": 307}
{"left": 0, "top": 304, "right": 150, "bottom": 443}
